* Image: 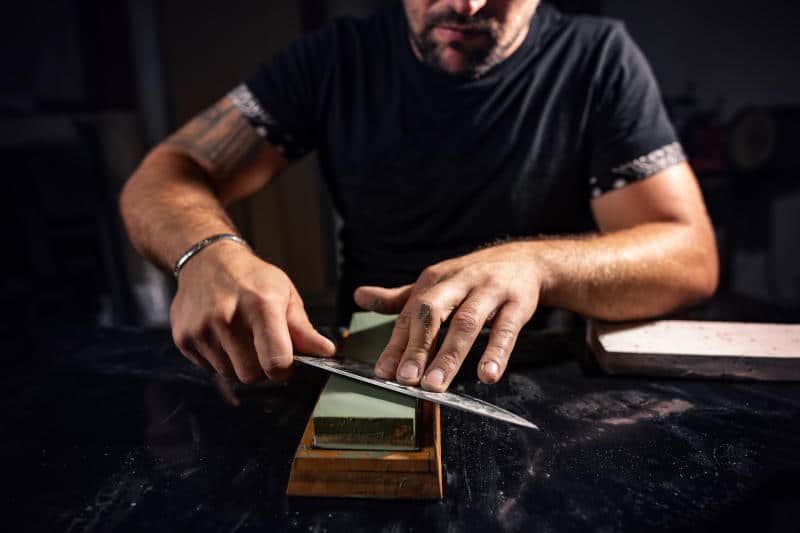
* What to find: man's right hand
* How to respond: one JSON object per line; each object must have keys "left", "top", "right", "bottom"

{"left": 169, "top": 241, "right": 336, "bottom": 383}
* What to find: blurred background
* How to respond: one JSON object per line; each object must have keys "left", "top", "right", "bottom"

{"left": 2, "top": 0, "right": 799, "bottom": 341}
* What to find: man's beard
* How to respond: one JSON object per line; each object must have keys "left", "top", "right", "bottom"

{"left": 409, "top": 9, "right": 517, "bottom": 79}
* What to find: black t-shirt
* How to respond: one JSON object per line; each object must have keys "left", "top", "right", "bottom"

{"left": 230, "top": 1, "right": 685, "bottom": 320}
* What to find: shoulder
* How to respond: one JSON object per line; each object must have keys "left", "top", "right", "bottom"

{"left": 300, "top": 3, "right": 401, "bottom": 57}
{"left": 539, "top": 4, "right": 632, "bottom": 56}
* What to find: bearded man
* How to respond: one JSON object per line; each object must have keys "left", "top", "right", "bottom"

{"left": 120, "top": 0, "right": 718, "bottom": 392}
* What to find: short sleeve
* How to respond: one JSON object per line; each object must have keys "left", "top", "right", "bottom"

{"left": 227, "top": 27, "right": 333, "bottom": 160}
{"left": 588, "top": 23, "right": 686, "bottom": 198}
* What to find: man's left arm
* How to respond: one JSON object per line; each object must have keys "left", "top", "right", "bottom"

{"left": 355, "top": 161, "right": 718, "bottom": 392}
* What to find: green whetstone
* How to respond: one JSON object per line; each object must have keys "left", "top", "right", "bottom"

{"left": 311, "top": 312, "right": 420, "bottom": 451}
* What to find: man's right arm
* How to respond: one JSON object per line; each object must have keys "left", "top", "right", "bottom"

{"left": 120, "top": 96, "right": 335, "bottom": 383}
{"left": 120, "top": 96, "right": 282, "bottom": 269}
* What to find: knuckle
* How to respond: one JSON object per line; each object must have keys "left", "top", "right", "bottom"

{"left": 452, "top": 311, "right": 480, "bottom": 335}
{"left": 237, "top": 371, "right": 262, "bottom": 385}
{"left": 483, "top": 277, "right": 505, "bottom": 292}
{"left": 262, "top": 353, "right": 291, "bottom": 371}
{"left": 403, "top": 346, "right": 430, "bottom": 362}
{"left": 381, "top": 341, "right": 405, "bottom": 358}
{"left": 208, "top": 290, "right": 231, "bottom": 308}
{"left": 245, "top": 294, "right": 273, "bottom": 315}
{"left": 414, "top": 295, "right": 435, "bottom": 309}
{"left": 419, "top": 266, "right": 442, "bottom": 285}
{"left": 436, "top": 350, "right": 461, "bottom": 374}
{"left": 410, "top": 332, "right": 436, "bottom": 351}
{"left": 171, "top": 326, "right": 187, "bottom": 348}
{"left": 207, "top": 311, "right": 231, "bottom": 332}
{"left": 186, "top": 323, "right": 209, "bottom": 342}
{"left": 414, "top": 298, "right": 438, "bottom": 321}
{"left": 243, "top": 289, "right": 281, "bottom": 312}
{"left": 493, "top": 321, "right": 518, "bottom": 342}
{"left": 177, "top": 344, "right": 196, "bottom": 361}
{"left": 216, "top": 364, "right": 236, "bottom": 378}
{"left": 394, "top": 311, "right": 412, "bottom": 331}
{"left": 484, "top": 344, "right": 508, "bottom": 362}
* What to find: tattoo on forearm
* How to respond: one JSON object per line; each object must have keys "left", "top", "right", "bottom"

{"left": 165, "top": 100, "right": 261, "bottom": 179}
{"left": 418, "top": 304, "right": 432, "bottom": 330}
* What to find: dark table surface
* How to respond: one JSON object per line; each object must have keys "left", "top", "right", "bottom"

{"left": 5, "top": 299, "right": 800, "bottom": 533}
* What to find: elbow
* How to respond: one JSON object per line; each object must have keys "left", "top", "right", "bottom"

{"left": 698, "top": 253, "right": 719, "bottom": 300}
{"left": 118, "top": 147, "right": 169, "bottom": 236}
{"left": 682, "top": 236, "right": 720, "bottom": 305}
{"left": 118, "top": 176, "right": 133, "bottom": 225}
{"left": 118, "top": 159, "right": 153, "bottom": 258}
{"left": 118, "top": 169, "right": 140, "bottom": 238}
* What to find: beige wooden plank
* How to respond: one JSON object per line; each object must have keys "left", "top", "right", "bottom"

{"left": 589, "top": 320, "right": 800, "bottom": 380}
{"left": 596, "top": 320, "right": 800, "bottom": 357}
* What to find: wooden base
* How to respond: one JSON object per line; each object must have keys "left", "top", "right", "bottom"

{"left": 287, "top": 400, "right": 443, "bottom": 499}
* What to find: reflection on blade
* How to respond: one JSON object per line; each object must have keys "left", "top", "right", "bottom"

{"left": 295, "top": 355, "right": 539, "bottom": 430}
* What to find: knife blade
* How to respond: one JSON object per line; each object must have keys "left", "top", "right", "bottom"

{"left": 294, "top": 354, "right": 539, "bottom": 430}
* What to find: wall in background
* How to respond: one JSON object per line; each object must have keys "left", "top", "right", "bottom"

{"left": 605, "top": 0, "right": 800, "bottom": 120}
{"left": 159, "top": 0, "right": 331, "bottom": 298}
{"left": 606, "top": 0, "right": 800, "bottom": 307}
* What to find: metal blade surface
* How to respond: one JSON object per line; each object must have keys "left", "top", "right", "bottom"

{"left": 294, "top": 355, "right": 539, "bottom": 430}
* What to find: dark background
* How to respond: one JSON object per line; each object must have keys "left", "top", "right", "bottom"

{"left": 3, "top": 0, "right": 800, "bottom": 344}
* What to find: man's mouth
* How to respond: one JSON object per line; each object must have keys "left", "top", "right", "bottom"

{"left": 432, "top": 23, "right": 489, "bottom": 41}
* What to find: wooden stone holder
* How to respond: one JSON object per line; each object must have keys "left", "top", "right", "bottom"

{"left": 287, "top": 399, "right": 443, "bottom": 499}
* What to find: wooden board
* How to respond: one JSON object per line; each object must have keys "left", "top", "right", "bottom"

{"left": 287, "top": 400, "right": 443, "bottom": 499}
{"left": 588, "top": 319, "right": 800, "bottom": 380}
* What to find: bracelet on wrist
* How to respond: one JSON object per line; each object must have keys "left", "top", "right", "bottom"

{"left": 173, "top": 233, "right": 251, "bottom": 279}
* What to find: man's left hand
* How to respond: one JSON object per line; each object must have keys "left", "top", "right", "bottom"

{"left": 354, "top": 242, "right": 544, "bottom": 392}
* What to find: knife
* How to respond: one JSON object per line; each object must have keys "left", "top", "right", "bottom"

{"left": 294, "top": 354, "right": 539, "bottom": 430}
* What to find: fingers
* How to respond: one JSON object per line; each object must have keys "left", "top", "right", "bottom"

{"left": 247, "top": 299, "right": 295, "bottom": 382}
{"left": 178, "top": 340, "right": 217, "bottom": 374}
{"left": 477, "top": 301, "right": 528, "bottom": 384}
{"left": 213, "top": 317, "right": 267, "bottom": 384}
{"left": 421, "top": 291, "right": 497, "bottom": 392}
{"left": 392, "top": 301, "right": 441, "bottom": 385}
{"left": 286, "top": 296, "right": 336, "bottom": 357}
{"left": 390, "top": 282, "right": 467, "bottom": 386}
{"left": 373, "top": 310, "right": 411, "bottom": 379}
{"left": 172, "top": 324, "right": 234, "bottom": 377}
{"left": 170, "top": 256, "right": 331, "bottom": 385}
{"left": 173, "top": 294, "right": 330, "bottom": 384}
{"left": 354, "top": 284, "right": 413, "bottom": 314}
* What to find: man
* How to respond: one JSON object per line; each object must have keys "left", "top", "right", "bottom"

{"left": 120, "top": 0, "right": 718, "bottom": 393}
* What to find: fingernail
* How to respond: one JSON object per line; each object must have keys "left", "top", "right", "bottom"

{"left": 424, "top": 368, "right": 445, "bottom": 387}
{"left": 484, "top": 361, "right": 499, "bottom": 376}
{"left": 377, "top": 359, "right": 398, "bottom": 377}
{"left": 398, "top": 362, "right": 419, "bottom": 381}
{"left": 323, "top": 337, "right": 337, "bottom": 355}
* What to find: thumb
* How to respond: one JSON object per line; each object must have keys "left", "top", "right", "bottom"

{"left": 286, "top": 297, "right": 336, "bottom": 357}
{"left": 354, "top": 284, "right": 413, "bottom": 314}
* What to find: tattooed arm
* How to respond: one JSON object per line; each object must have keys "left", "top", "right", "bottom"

{"left": 120, "top": 97, "right": 335, "bottom": 383}
{"left": 121, "top": 97, "right": 280, "bottom": 268}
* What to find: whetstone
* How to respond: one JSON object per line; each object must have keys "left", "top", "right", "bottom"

{"left": 311, "top": 312, "right": 419, "bottom": 451}
{"left": 312, "top": 377, "right": 419, "bottom": 450}
{"left": 287, "top": 311, "right": 443, "bottom": 499}
{"left": 588, "top": 319, "right": 800, "bottom": 380}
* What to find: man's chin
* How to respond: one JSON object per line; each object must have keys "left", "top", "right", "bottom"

{"left": 431, "top": 48, "right": 493, "bottom": 78}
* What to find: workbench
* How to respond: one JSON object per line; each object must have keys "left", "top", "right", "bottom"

{"left": 5, "top": 298, "right": 800, "bottom": 532}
